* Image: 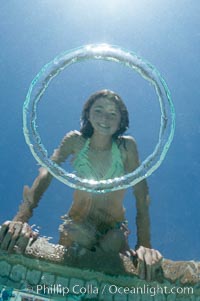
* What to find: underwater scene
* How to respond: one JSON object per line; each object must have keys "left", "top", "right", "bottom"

{"left": 0, "top": 1, "right": 200, "bottom": 300}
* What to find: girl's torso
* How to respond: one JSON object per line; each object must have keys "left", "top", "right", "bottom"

{"left": 67, "top": 133, "right": 130, "bottom": 225}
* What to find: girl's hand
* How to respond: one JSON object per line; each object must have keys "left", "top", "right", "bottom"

{"left": 0, "top": 220, "right": 38, "bottom": 253}
{"left": 132, "top": 246, "right": 163, "bottom": 281}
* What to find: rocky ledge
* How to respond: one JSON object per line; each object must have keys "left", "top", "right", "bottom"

{"left": 0, "top": 237, "right": 199, "bottom": 300}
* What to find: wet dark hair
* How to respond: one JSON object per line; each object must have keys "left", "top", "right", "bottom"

{"left": 80, "top": 89, "right": 129, "bottom": 139}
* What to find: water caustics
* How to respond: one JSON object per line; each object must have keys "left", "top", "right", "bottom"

{"left": 23, "top": 44, "right": 175, "bottom": 193}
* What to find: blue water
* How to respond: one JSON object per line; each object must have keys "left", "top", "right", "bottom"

{"left": 0, "top": 0, "right": 199, "bottom": 261}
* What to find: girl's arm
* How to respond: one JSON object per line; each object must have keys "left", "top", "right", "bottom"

{"left": 0, "top": 131, "right": 79, "bottom": 252}
{"left": 125, "top": 137, "right": 151, "bottom": 249}
{"left": 13, "top": 131, "right": 78, "bottom": 223}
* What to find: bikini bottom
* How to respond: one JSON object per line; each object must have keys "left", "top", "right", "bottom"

{"left": 58, "top": 215, "right": 130, "bottom": 250}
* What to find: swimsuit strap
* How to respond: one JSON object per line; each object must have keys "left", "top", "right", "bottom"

{"left": 106, "top": 140, "right": 124, "bottom": 179}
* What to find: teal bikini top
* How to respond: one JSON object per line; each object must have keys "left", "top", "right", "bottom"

{"left": 72, "top": 139, "right": 124, "bottom": 180}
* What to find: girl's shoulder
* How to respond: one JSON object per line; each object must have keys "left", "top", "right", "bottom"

{"left": 116, "top": 135, "right": 137, "bottom": 151}
{"left": 63, "top": 130, "right": 84, "bottom": 140}
{"left": 117, "top": 136, "right": 139, "bottom": 172}
{"left": 64, "top": 130, "right": 87, "bottom": 152}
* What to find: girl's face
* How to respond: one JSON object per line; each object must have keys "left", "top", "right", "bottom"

{"left": 89, "top": 97, "right": 121, "bottom": 136}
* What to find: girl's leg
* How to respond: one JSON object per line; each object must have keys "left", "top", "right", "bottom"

{"left": 99, "top": 228, "right": 128, "bottom": 253}
{"left": 59, "top": 218, "right": 97, "bottom": 249}
{"left": 59, "top": 229, "right": 73, "bottom": 247}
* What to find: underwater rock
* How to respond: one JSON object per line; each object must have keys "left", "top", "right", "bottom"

{"left": 0, "top": 237, "right": 199, "bottom": 300}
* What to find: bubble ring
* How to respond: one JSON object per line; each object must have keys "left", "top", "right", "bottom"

{"left": 23, "top": 44, "right": 175, "bottom": 193}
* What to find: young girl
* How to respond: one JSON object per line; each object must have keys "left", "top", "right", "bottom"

{"left": 0, "top": 90, "right": 162, "bottom": 280}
